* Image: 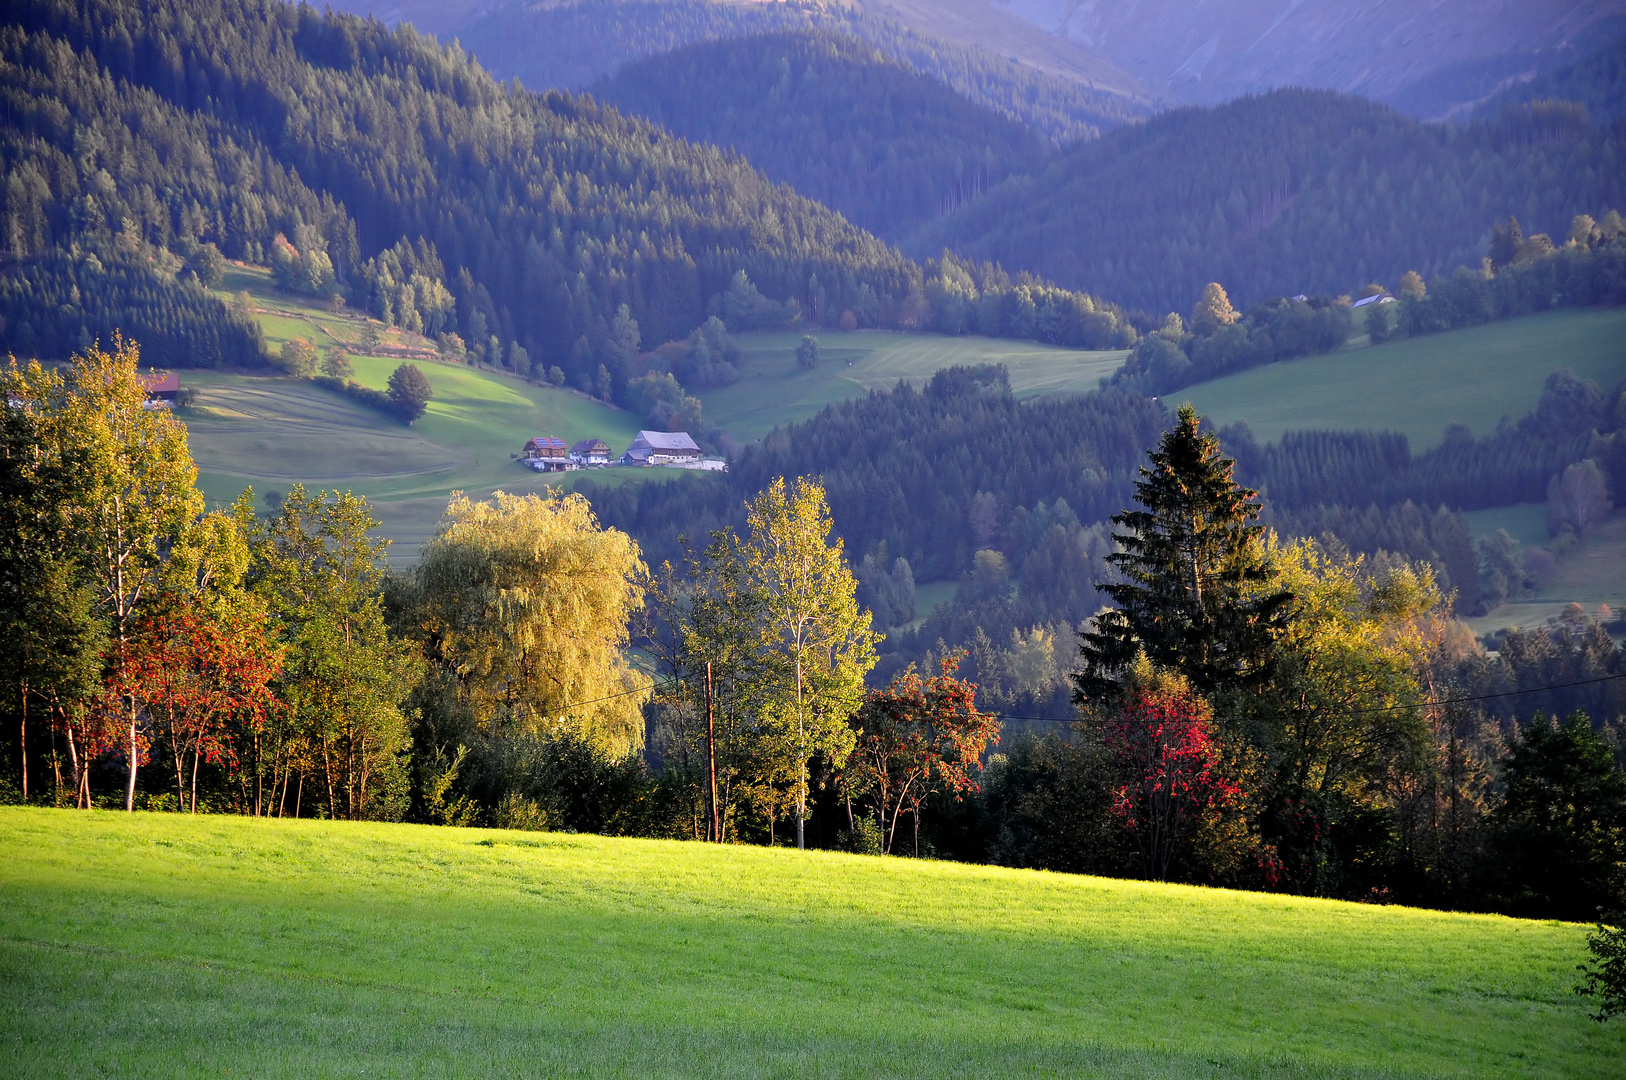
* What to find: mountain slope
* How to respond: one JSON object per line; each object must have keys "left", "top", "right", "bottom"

{"left": 995, "top": 0, "right": 1625, "bottom": 115}
{"left": 391, "top": 0, "right": 1153, "bottom": 143}
{"left": 591, "top": 30, "right": 1051, "bottom": 240}
{"left": 1476, "top": 36, "right": 1626, "bottom": 124}
{"left": 3, "top": 0, "right": 919, "bottom": 382}
{"left": 914, "top": 88, "right": 1626, "bottom": 314}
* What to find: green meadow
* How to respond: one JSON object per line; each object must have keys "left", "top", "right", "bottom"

{"left": 182, "top": 363, "right": 646, "bottom": 561}
{"left": 0, "top": 808, "right": 1616, "bottom": 1078}
{"left": 1181, "top": 307, "right": 1626, "bottom": 450}
{"left": 702, "top": 330, "right": 1127, "bottom": 442}
{"left": 183, "top": 269, "right": 1128, "bottom": 556}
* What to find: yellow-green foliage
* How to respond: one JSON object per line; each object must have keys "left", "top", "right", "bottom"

{"left": 1, "top": 808, "right": 1619, "bottom": 1077}
{"left": 404, "top": 490, "right": 648, "bottom": 756}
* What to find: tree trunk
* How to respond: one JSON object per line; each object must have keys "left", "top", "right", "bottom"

{"left": 124, "top": 691, "right": 138, "bottom": 812}
{"left": 705, "top": 662, "right": 719, "bottom": 843}
{"left": 795, "top": 652, "right": 805, "bottom": 851}
{"left": 323, "top": 741, "right": 337, "bottom": 820}
{"left": 19, "top": 680, "right": 27, "bottom": 802}
{"left": 64, "top": 724, "right": 81, "bottom": 809}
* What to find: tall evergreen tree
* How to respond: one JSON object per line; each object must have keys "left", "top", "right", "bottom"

{"left": 1075, "top": 405, "right": 1290, "bottom": 700}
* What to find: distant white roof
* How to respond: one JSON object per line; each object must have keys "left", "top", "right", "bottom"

{"left": 633, "top": 430, "right": 700, "bottom": 452}
{"left": 1351, "top": 293, "right": 1394, "bottom": 308}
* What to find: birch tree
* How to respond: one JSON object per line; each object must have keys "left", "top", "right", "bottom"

{"left": 7, "top": 339, "right": 203, "bottom": 810}
{"left": 739, "top": 477, "right": 877, "bottom": 849}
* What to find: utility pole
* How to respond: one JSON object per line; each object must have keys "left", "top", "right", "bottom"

{"left": 705, "top": 661, "right": 720, "bottom": 843}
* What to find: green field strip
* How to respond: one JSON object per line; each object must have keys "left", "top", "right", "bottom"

{"left": 1183, "top": 308, "right": 1626, "bottom": 450}
{"left": 0, "top": 809, "right": 1616, "bottom": 1078}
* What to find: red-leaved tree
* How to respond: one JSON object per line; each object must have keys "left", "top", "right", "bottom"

{"left": 1103, "top": 665, "right": 1242, "bottom": 881}
{"left": 844, "top": 656, "right": 1000, "bottom": 855}
{"left": 123, "top": 604, "right": 282, "bottom": 813}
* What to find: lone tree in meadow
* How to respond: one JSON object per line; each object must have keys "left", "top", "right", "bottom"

{"left": 1075, "top": 404, "right": 1290, "bottom": 701}
{"left": 387, "top": 362, "right": 432, "bottom": 424}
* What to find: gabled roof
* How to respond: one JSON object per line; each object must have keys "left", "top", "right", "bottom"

{"left": 524, "top": 435, "right": 568, "bottom": 451}
{"left": 571, "top": 438, "right": 611, "bottom": 454}
{"left": 633, "top": 429, "right": 700, "bottom": 452}
{"left": 141, "top": 372, "right": 179, "bottom": 394}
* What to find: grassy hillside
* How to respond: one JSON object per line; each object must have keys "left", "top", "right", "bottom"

{"left": 706, "top": 330, "right": 1126, "bottom": 441}
{"left": 1, "top": 808, "right": 1618, "bottom": 1077}
{"left": 185, "top": 268, "right": 1127, "bottom": 555}
{"left": 1182, "top": 308, "right": 1626, "bottom": 450}
{"left": 186, "top": 266, "right": 648, "bottom": 560}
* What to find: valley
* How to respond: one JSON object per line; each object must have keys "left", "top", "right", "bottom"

{"left": 4, "top": 4, "right": 1626, "bottom": 1063}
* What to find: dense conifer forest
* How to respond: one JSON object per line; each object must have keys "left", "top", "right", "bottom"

{"left": 915, "top": 88, "right": 1626, "bottom": 314}
{"left": 591, "top": 30, "right": 1048, "bottom": 241}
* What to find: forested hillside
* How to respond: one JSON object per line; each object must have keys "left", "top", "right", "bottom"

{"left": 1477, "top": 36, "right": 1626, "bottom": 124}
{"left": 453, "top": 0, "right": 1147, "bottom": 142}
{"left": 1, "top": 0, "right": 1139, "bottom": 404}
{"left": 915, "top": 89, "right": 1626, "bottom": 314}
{"left": 0, "top": 0, "right": 899, "bottom": 375}
{"left": 591, "top": 31, "right": 1049, "bottom": 241}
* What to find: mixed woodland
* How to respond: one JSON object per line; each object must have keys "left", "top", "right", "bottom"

{"left": 4, "top": 342, "right": 1623, "bottom": 932}
{"left": 917, "top": 89, "right": 1626, "bottom": 314}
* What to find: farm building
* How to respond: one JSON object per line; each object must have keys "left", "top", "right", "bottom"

{"left": 570, "top": 438, "right": 614, "bottom": 467}
{"left": 141, "top": 371, "right": 179, "bottom": 409}
{"left": 622, "top": 430, "right": 701, "bottom": 466}
{"left": 521, "top": 435, "right": 571, "bottom": 471}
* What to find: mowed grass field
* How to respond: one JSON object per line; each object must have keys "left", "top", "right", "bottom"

{"left": 185, "top": 266, "right": 659, "bottom": 560}
{"left": 702, "top": 330, "right": 1127, "bottom": 442}
{"left": 0, "top": 809, "right": 1616, "bottom": 1078}
{"left": 1182, "top": 307, "right": 1626, "bottom": 450}
{"left": 185, "top": 270, "right": 1127, "bottom": 554}
{"left": 184, "top": 364, "right": 646, "bottom": 561}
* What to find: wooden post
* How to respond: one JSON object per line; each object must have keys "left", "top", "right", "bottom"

{"left": 706, "top": 661, "right": 720, "bottom": 843}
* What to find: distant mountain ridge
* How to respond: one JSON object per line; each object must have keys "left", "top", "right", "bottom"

{"left": 992, "top": 0, "right": 1626, "bottom": 117}
{"left": 318, "top": 0, "right": 1155, "bottom": 141}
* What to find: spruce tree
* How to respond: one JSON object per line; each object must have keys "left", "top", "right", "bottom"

{"left": 1075, "top": 404, "right": 1289, "bottom": 701}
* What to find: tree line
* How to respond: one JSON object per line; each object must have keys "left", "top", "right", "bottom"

{"left": 4, "top": 340, "right": 1623, "bottom": 949}
{"left": 0, "top": 338, "right": 1001, "bottom": 856}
